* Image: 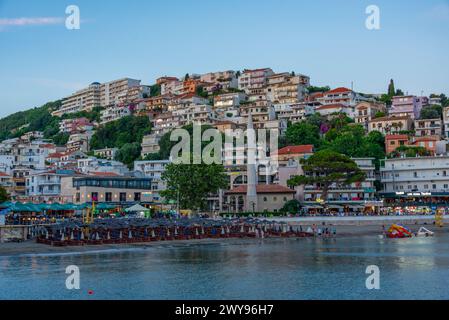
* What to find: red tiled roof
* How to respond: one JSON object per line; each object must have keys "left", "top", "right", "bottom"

{"left": 0, "top": 171, "right": 11, "bottom": 177}
{"left": 316, "top": 103, "right": 346, "bottom": 110}
{"left": 90, "top": 172, "right": 120, "bottom": 177}
{"left": 325, "top": 87, "right": 352, "bottom": 94}
{"left": 39, "top": 143, "right": 55, "bottom": 148}
{"left": 47, "top": 152, "right": 64, "bottom": 158}
{"left": 385, "top": 135, "right": 409, "bottom": 140}
{"left": 276, "top": 145, "right": 314, "bottom": 155}
{"left": 226, "top": 184, "right": 296, "bottom": 194}
{"left": 413, "top": 136, "right": 440, "bottom": 142}
{"left": 369, "top": 116, "right": 411, "bottom": 122}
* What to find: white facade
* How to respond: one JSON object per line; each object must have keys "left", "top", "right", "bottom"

{"left": 100, "top": 78, "right": 141, "bottom": 107}
{"left": 77, "top": 157, "right": 129, "bottom": 175}
{"left": 380, "top": 156, "right": 449, "bottom": 193}
{"left": 134, "top": 160, "right": 170, "bottom": 203}
{"left": 52, "top": 82, "right": 101, "bottom": 117}
{"left": 100, "top": 105, "right": 132, "bottom": 125}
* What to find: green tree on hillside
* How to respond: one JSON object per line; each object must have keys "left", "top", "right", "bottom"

{"left": 284, "top": 122, "right": 321, "bottom": 147}
{"left": 90, "top": 116, "right": 151, "bottom": 150}
{"left": 388, "top": 79, "right": 395, "bottom": 97}
{"left": 420, "top": 105, "right": 442, "bottom": 119}
{"left": 115, "top": 142, "right": 142, "bottom": 168}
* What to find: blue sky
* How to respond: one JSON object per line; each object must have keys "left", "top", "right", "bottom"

{"left": 0, "top": 0, "right": 448, "bottom": 118}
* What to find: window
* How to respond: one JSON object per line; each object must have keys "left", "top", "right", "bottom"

{"left": 91, "top": 192, "right": 98, "bottom": 202}
{"left": 134, "top": 193, "right": 141, "bottom": 202}
{"left": 433, "top": 184, "right": 437, "bottom": 189}
{"left": 119, "top": 193, "right": 126, "bottom": 202}
{"left": 263, "top": 197, "right": 267, "bottom": 202}
{"left": 105, "top": 192, "right": 112, "bottom": 202}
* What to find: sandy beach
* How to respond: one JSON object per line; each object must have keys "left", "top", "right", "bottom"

{"left": 1, "top": 223, "right": 448, "bottom": 257}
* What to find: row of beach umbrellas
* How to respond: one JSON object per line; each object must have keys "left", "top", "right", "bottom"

{"left": 0, "top": 201, "right": 119, "bottom": 213}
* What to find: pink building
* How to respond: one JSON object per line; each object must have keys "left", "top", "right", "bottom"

{"left": 390, "top": 96, "right": 427, "bottom": 120}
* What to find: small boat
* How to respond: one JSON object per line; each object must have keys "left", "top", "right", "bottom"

{"left": 386, "top": 224, "right": 413, "bottom": 239}
{"left": 415, "top": 227, "right": 434, "bottom": 237}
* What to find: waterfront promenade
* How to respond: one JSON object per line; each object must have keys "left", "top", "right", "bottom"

{"left": 271, "top": 215, "right": 449, "bottom": 226}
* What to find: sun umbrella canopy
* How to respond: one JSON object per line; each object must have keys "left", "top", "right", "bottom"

{"left": 125, "top": 204, "right": 148, "bottom": 212}
{"left": 0, "top": 201, "right": 14, "bottom": 208}
{"left": 96, "top": 203, "right": 116, "bottom": 210}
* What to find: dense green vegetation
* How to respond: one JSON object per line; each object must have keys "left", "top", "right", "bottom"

{"left": 144, "top": 124, "right": 219, "bottom": 161}
{"left": 0, "top": 100, "right": 61, "bottom": 141}
{"left": 283, "top": 113, "right": 385, "bottom": 168}
{"left": 90, "top": 116, "right": 151, "bottom": 150}
{"left": 161, "top": 161, "right": 228, "bottom": 211}
{"left": 306, "top": 86, "right": 330, "bottom": 93}
{"left": 388, "top": 146, "right": 431, "bottom": 158}
{"left": 420, "top": 104, "right": 443, "bottom": 120}
{"left": 60, "top": 106, "right": 104, "bottom": 123}
{"left": 89, "top": 116, "right": 151, "bottom": 168}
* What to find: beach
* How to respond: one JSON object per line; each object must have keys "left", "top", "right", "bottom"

{"left": 1, "top": 222, "right": 447, "bottom": 257}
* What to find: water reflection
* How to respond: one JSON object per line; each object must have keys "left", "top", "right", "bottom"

{"left": 1, "top": 235, "right": 449, "bottom": 300}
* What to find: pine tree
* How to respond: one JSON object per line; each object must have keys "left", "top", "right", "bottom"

{"left": 388, "top": 79, "right": 395, "bottom": 97}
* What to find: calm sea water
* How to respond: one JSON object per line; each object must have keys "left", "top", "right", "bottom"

{"left": 1, "top": 234, "right": 449, "bottom": 300}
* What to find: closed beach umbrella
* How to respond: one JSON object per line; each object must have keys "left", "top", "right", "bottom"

{"left": 70, "top": 231, "right": 74, "bottom": 240}
{"left": 174, "top": 227, "right": 178, "bottom": 236}
{"left": 151, "top": 230, "right": 155, "bottom": 238}
{"left": 107, "top": 232, "right": 111, "bottom": 240}
{"left": 167, "top": 228, "right": 171, "bottom": 237}
{"left": 195, "top": 228, "right": 199, "bottom": 236}
{"left": 128, "top": 230, "right": 132, "bottom": 239}
{"left": 201, "top": 227, "right": 205, "bottom": 235}
{"left": 119, "top": 231, "right": 123, "bottom": 239}
{"left": 61, "top": 233, "right": 65, "bottom": 241}
{"left": 80, "top": 232, "right": 85, "bottom": 240}
{"left": 221, "top": 227, "right": 225, "bottom": 235}
{"left": 240, "top": 225, "right": 244, "bottom": 233}
{"left": 45, "top": 230, "right": 49, "bottom": 239}
{"left": 96, "top": 232, "right": 100, "bottom": 240}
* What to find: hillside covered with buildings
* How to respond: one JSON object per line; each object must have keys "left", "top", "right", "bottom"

{"left": 1, "top": 68, "right": 449, "bottom": 216}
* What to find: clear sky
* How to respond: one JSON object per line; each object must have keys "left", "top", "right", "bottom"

{"left": 0, "top": 0, "right": 448, "bottom": 118}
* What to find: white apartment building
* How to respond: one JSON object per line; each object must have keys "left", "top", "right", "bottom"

{"left": 266, "top": 73, "right": 309, "bottom": 104}
{"left": 52, "top": 82, "right": 101, "bottom": 117}
{"left": 134, "top": 160, "right": 170, "bottom": 203}
{"left": 93, "top": 148, "right": 118, "bottom": 160}
{"left": 66, "top": 131, "right": 93, "bottom": 153}
{"left": 214, "top": 92, "right": 247, "bottom": 108}
{"left": 238, "top": 68, "right": 274, "bottom": 92}
{"left": 414, "top": 118, "right": 442, "bottom": 137}
{"left": 141, "top": 134, "right": 161, "bottom": 157}
{"left": 303, "top": 158, "right": 377, "bottom": 205}
{"left": 26, "top": 170, "right": 74, "bottom": 202}
{"left": 100, "top": 105, "right": 132, "bottom": 125}
{"left": 0, "top": 154, "right": 14, "bottom": 174}
{"left": 380, "top": 156, "right": 449, "bottom": 194}
{"left": 77, "top": 157, "right": 129, "bottom": 176}
{"left": 172, "top": 104, "right": 217, "bottom": 127}
{"left": 100, "top": 78, "right": 141, "bottom": 107}
{"left": 200, "top": 70, "right": 238, "bottom": 90}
